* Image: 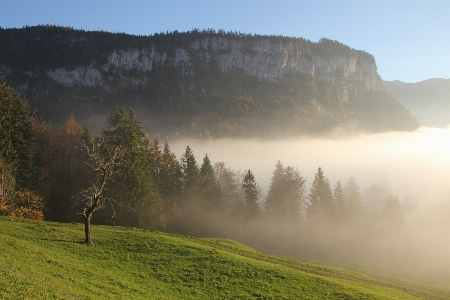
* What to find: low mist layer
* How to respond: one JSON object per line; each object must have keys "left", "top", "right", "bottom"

{"left": 168, "top": 126, "right": 450, "bottom": 286}
{"left": 171, "top": 126, "right": 450, "bottom": 203}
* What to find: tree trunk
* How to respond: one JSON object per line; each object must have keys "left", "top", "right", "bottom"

{"left": 84, "top": 214, "right": 92, "bottom": 244}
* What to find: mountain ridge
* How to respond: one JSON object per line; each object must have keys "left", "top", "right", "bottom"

{"left": 383, "top": 78, "right": 450, "bottom": 127}
{"left": 0, "top": 25, "right": 418, "bottom": 138}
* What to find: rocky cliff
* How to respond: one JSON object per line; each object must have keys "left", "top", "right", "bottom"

{"left": 0, "top": 26, "right": 417, "bottom": 137}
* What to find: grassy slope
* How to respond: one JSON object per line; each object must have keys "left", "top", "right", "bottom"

{"left": 0, "top": 217, "right": 447, "bottom": 300}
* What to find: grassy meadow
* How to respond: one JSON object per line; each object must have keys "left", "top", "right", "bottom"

{"left": 0, "top": 217, "right": 448, "bottom": 299}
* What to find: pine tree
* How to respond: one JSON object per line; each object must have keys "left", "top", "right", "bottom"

{"left": 101, "top": 107, "right": 162, "bottom": 229}
{"left": 214, "top": 161, "right": 241, "bottom": 213}
{"left": 199, "top": 154, "right": 220, "bottom": 210}
{"left": 242, "top": 169, "right": 260, "bottom": 217}
{"left": 344, "top": 176, "right": 362, "bottom": 224}
{"left": 284, "top": 166, "right": 305, "bottom": 221}
{"left": 265, "top": 161, "right": 304, "bottom": 220}
{"left": 148, "top": 139, "right": 163, "bottom": 188}
{"left": 160, "top": 141, "right": 183, "bottom": 230}
{"left": 307, "top": 167, "right": 333, "bottom": 221}
{"left": 265, "top": 160, "right": 285, "bottom": 216}
{"left": 0, "top": 78, "right": 35, "bottom": 191}
{"left": 180, "top": 145, "right": 200, "bottom": 197}
{"left": 160, "top": 141, "right": 183, "bottom": 200}
{"left": 333, "top": 180, "right": 345, "bottom": 222}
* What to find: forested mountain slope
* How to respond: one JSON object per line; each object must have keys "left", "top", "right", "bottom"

{"left": 0, "top": 25, "right": 418, "bottom": 138}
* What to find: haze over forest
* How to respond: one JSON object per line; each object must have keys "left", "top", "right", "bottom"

{"left": 1, "top": 25, "right": 450, "bottom": 293}
{"left": 169, "top": 126, "right": 450, "bottom": 203}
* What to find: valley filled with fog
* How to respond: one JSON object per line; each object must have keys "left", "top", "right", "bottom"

{"left": 171, "top": 126, "right": 450, "bottom": 204}
{"left": 169, "top": 126, "right": 450, "bottom": 286}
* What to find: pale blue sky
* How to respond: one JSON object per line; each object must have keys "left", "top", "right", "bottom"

{"left": 1, "top": 0, "right": 449, "bottom": 83}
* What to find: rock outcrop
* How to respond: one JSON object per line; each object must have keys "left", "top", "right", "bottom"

{"left": 0, "top": 26, "right": 417, "bottom": 136}
{"left": 24, "top": 36, "right": 383, "bottom": 105}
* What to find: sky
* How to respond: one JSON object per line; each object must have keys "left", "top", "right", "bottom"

{"left": 0, "top": 0, "right": 449, "bottom": 83}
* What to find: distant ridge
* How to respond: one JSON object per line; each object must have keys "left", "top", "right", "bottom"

{"left": 383, "top": 78, "right": 450, "bottom": 127}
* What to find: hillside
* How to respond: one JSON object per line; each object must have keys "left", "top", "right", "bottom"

{"left": 383, "top": 79, "right": 450, "bottom": 127}
{"left": 0, "top": 25, "right": 418, "bottom": 138}
{"left": 0, "top": 217, "right": 448, "bottom": 299}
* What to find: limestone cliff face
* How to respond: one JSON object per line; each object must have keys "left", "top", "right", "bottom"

{"left": 14, "top": 36, "right": 383, "bottom": 105}
{"left": 2, "top": 27, "right": 417, "bottom": 136}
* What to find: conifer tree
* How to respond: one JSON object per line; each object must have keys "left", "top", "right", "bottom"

{"left": 284, "top": 166, "right": 305, "bottom": 221}
{"left": 307, "top": 167, "right": 333, "bottom": 221}
{"left": 265, "top": 160, "right": 285, "bottom": 216}
{"left": 160, "top": 141, "right": 183, "bottom": 230}
{"left": 160, "top": 141, "right": 183, "bottom": 200}
{"left": 148, "top": 139, "right": 163, "bottom": 188}
{"left": 333, "top": 180, "right": 345, "bottom": 222}
{"left": 179, "top": 146, "right": 205, "bottom": 235}
{"left": 199, "top": 154, "right": 220, "bottom": 209}
{"left": 265, "top": 161, "right": 304, "bottom": 220}
{"left": 344, "top": 176, "right": 362, "bottom": 224}
{"left": 0, "top": 79, "right": 35, "bottom": 191}
{"left": 214, "top": 162, "right": 241, "bottom": 213}
{"left": 101, "top": 107, "right": 162, "bottom": 229}
{"left": 180, "top": 145, "right": 200, "bottom": 197}
{"left": 242, "top": 169, "right": 260, "bottom": 217}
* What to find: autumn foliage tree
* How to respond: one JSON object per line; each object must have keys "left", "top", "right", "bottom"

{"left": 8, "top": 190, "right": 45, "bottom": 220}
{"left": 32, "top": 115, "right": 87, "bottom": 221}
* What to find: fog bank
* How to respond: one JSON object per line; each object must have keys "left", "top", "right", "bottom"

{"left": 170, "top": 126, "right": 450, "bottom": 204}
{"left": 166, "top": 126, "right": 450, "bottom": 288}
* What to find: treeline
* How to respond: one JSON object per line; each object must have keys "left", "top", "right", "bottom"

{"left": 6, "top": 79, "right": 450, "bottom": 280}
{"left": 1, "top": 77, "right": 414, "bottom": 241}
{"left": 0, "top": 25, "right": 372, "bottom": 73}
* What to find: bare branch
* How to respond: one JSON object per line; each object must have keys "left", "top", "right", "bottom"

{"left": 73, "top": 137, "right": 125, "bottom": 244}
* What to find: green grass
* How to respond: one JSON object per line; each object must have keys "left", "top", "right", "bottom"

{"left": 0, "top": 217, "right": 447, "bottom": 300}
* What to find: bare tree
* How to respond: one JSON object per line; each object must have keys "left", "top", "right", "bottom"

{"left": 75, "top": 138, "right": 124, "bottom": 244}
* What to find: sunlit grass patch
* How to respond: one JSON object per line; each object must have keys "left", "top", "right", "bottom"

{"left": 0, "top": 217, "right": 446, "bottom": 299}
